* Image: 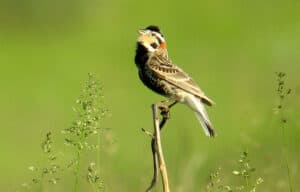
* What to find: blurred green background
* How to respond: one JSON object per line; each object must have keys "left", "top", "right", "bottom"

{"left": 0, "top": 0, "right": 300, "bottom": 191}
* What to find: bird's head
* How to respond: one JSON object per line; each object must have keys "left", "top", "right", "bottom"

{"left": 137, "top": 25, "right": 167, "bottom": 53}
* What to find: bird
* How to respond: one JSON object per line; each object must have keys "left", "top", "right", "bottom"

{"left": 134, "top": 25, "right": 215, "bottom": 137}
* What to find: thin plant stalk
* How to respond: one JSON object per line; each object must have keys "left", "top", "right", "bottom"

{"left": 152, "top": 103, "right": 170, "bottom": 192}
{"left": 279, "top": 105, "right": 293, "bottom": 192}
{"left": 74, "top": 150, "right": 81, "bottom": 192}
{"left": 276, "top": 72, "right": 293, "bottom": 192}
{"left": 144, "top": 101, "right": 176, "bottom": 192}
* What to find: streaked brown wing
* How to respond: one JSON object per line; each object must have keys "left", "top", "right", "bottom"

{"left": 148, "top": 55, "right": 214, "bottom": 105}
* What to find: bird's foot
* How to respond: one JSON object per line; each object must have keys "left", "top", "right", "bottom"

{"left": 157, "top": 103, "right": 170, "bottom": 120}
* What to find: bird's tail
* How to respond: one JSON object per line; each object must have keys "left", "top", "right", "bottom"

{"left": 184, "top": 94, "right": 215, "bottom": 137}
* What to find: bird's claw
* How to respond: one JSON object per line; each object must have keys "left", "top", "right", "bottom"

{"left": 157, "top": 103, "right": 170, "bottom": 120}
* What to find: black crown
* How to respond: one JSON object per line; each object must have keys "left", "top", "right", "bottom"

{"left": 145, "top": 25, "right": 161, "bottom": 34}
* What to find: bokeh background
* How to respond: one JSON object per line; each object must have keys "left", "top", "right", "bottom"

{"left": 1, "top": 0, "right": 300, "bottom": 191}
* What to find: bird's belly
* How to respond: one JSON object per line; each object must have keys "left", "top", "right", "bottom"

{"left": 138, "top": 70, "right": 170, "bottom": 97}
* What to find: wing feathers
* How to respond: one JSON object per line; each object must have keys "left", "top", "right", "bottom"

{"left": 148, "top": 55, "right": 214, "bottom": 105}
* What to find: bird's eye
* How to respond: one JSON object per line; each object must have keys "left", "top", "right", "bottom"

{"left": 150, "top": 43, "right": 158, "bottom": 49}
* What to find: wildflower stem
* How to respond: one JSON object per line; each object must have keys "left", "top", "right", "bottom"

{"left": 280, "top": 114, "right": 293, "bottom": 192}
{"left": 276, "top": 72, "right": 293, "bottom": 192}
{"left": 74, "top": 150, "right": 80, "bottom": 192}
{"left": 39, "top": 173, "right": 44, "bottom": 192}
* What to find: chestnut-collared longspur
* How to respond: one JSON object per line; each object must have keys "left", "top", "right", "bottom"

{"left": 134, "top": 25, "right": 215, "bottom": 137}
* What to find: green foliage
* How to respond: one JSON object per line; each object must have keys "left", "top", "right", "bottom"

{"left": 275, "top": 72, "right": 291, "bottom": 113}
{"left": 206, "top": 167, "right": 232, "bottom": 192}
{"left": 206, "top": 152, "right": 263, "bottom": 192}
{"left": 18, "top": 74, "right": 107, "bottom": 192}
{"left": 39, "top": 132, "right": 60, "bottom": 185}
{"left": 231, "top": 152, "right": 263, "bottom": 192}
{"left": 63, "top": 73, "right": 106, "bottom": 152}
{"left": 274, "top": 72, "right": 293, "bottom": 192}
{"left": 62, "top": 74, "right": 106, "bottom": 191}
{"left": 20, "top": 132, "right": 60, "bottom": 191}
{"left": 86, "top": 162, "right": 105, "bottom": 192}
{"left": 62, "top": 73, "right": 107, "bottom": 192}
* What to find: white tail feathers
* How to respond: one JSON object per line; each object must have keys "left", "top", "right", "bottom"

{"left": 194, "top": 111, "right": 214, "bottom": 137}
{"left": 183, "top": 94, "right": 215, "bottom": 137}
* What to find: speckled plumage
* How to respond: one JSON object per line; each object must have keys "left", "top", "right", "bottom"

{"left": 134, "top": 26, "right": 215, "bottom": 137}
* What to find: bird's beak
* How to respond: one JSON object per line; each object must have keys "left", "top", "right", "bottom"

{"left": 138, "top": 29, "right": 147, "bottom": 35}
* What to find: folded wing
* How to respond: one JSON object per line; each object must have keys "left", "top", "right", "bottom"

{"left": 148, "top": 55, "right": 214, "bottom": 106}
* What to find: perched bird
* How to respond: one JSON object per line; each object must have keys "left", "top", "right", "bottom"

{"left": 134, "top": 25, "right": 215, "bottom": 137}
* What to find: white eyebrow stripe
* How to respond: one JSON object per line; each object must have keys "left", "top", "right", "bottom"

{"left": 152, "top": 32, "right": 165, "bottom": 43}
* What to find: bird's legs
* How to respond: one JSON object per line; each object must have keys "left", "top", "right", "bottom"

{"left": 157, "top": 100, "right": 177, "bottom": 128}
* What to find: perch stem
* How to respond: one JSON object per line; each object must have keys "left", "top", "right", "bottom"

{"left": 142, "top": 101, "right": 177, "bottom": 192}
{"left": 152, "top": 103, "right": 170, "bottom": 192}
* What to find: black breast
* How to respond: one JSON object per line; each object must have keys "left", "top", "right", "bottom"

{"left": 134, "top": 43, "right": 169, "bottom": 96}
{"left": 135, "top": 43, "right": 148, "bottom": 67}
